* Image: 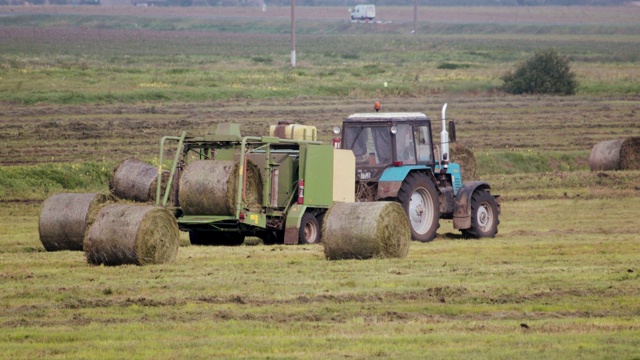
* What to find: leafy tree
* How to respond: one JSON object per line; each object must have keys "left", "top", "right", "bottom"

{"left": 501, "top": 48, "right": 577, "bottom": 95}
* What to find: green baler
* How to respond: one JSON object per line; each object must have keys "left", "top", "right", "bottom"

{"left": 155, "top": 124, "right": 355, "bottom": 245}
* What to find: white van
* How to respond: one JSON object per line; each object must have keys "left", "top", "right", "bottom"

{"left": 350, "top": 4, "right": 376, "bottom": 21}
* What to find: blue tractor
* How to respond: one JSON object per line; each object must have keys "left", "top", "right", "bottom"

{"left": 336, "top": 103, "right": 500, "bottom": 242}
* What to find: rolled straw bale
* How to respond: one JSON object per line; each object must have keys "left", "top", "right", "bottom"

{"left": 589, "top": 137, "right": 640, "bottom": 171}
{"left": 84, "top": 204, "right": 179, "bottom": 266}
{"left": 39, "top": 193, "right": 113, "bottom": 252}
{"left": 322, "top": 201, "right": 410, "bottom": 260}
{"left": 450, "top": 142, "right": 477, "bottom": 181}
{"left": 109, "top": 158, "right": 170, "bottom": 203}
{"left": 179, "top": 160, "right": 262, "bottom": 215}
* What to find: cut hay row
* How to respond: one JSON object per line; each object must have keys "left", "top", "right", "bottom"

{"left": 589, "top": 137, "right": 640, "bottom": 171}
{"left": 84, "top": 203, "right": 179, "bottom": 266}
{"left": 38, "top": 193, "right": 114, "bottom": 251}
{"left": 109, "top": 158, "right": 170, "bottom": 203}
{"left": 322, "top": 201, "right": 410, "bottom": 260}
{"left": 178, "top": 159, "right": 262, "bottom": 216}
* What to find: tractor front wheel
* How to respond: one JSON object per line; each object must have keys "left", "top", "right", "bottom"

{"left": 462, "top": 190, "right": 499, "bottom": 239}
{"left": 397, "top": 173, "right": 440, "bottom": 242}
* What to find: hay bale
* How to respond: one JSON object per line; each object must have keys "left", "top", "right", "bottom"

{"left": 450, "top": 142, "right": 477, "bottom": 181}
{"left": 38, "top": 193, "right": 113, "bottom": 252}
{"left": 84, "top": 204, "right": 179, "bottom": 266}
{"left": 589, "top": 137, "right": 640, "bottom": 171}
{"left": 109, "top": 158, "right": 170, "bottom": 203}
{"left": 322, "top": 202, "right": 410, "bottom": 260}
{"left": 179, "top": 160, "right": 262, "bottom": 215}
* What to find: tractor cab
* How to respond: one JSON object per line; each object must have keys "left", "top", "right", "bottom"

{"left": 340, "top": 113, "right": 436, "bottom": 184}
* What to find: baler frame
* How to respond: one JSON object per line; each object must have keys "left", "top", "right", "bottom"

{"left": 154, "top": 126, "right": 336, "bottom": 245}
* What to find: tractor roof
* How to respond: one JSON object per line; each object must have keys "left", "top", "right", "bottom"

{"left": 345, "top": 112, "right": 429, "bottom": 123}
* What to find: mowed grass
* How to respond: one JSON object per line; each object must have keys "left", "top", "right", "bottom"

{"left": 1, "top": 190, "right": 640, "bottom": 359}
{"left": 1, "top": 5, "right": 640, "bottom": 359}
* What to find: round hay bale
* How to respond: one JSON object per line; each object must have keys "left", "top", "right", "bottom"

{"left": 39, "top": 193, "right": 113, "bottom": 252}
{"left": 179, "top": 160, "right": 262, "bottom": 215}
{"left": 450, "top": 142, "right": 477, "bottom": 181}
{"left": 589, "top": 137, "right": 640, "bottom": 171}
{"left": 109, "top": 158, "right": 170, "bottom": 203}
{"left": 620, "top": 137, "right": 640, "bottom": 170}
{"left": 322, "top": 202, "right": 410, "bottom": 260}
{"left": 84, "top": 204, "right": 179, "bottom": 266}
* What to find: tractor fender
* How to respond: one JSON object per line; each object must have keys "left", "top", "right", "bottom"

{"left": 453, "top": 181, "right": 491, "bottom": 230}
{"left": 377, "top": 166, "right": 431, "bottom": 199}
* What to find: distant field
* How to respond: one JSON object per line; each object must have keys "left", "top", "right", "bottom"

{"left": 1, "top": 5, "right": 640, "bottom": 359}
{"left": 2, "top": 5, "right": 640, "bottom": 25}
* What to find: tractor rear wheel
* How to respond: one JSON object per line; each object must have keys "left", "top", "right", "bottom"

{"left": 397, "top": 173, "right": 440, "bottom": 242}
{"left": 299, "top": 213, "right": 321, "bottom": 244}
{"left": 462, "top": 190, "right": 499, "bottom": 239}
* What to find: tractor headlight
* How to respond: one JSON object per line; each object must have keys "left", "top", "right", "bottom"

{"left": 332, "top": 126, "right": 341, "bottom": 135}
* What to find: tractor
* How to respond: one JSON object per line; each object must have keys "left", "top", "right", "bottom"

{"left": 152, "top": 103, "right": 499, "bottom": 246}
{"left": 335, "top": 103, "right": 501, "bottom": 241}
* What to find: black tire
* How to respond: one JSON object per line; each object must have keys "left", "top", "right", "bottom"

{"left": 316, "top": 212, "right": 325, "bottom": 243}
{"left": 219, "top": 233, "right": 245, "bottom": 246}
{"left": 299, "top": 213, "right": 321, "bottom": 244}
{"left": 189, "top": 231, "right": 245, "bottom": 246}
{"left": 189, "top": 230, "right": 209, "bottom": 245}
{"left": 462, "top": 190, "right": 499, "bottom": 239}
{"left": 397, "top": 172, "right": 440, "bottom": 242}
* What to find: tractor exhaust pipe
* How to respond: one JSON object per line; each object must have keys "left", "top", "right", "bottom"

{"left": 440, "top": 103, "right": 449, "bottom": 163}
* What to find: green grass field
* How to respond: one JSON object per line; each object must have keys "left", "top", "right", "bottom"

{"left": 0, "top": 5, "right": 639, "bottom": 359}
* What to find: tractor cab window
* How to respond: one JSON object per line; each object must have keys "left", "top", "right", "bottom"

{"left": 395, "top": 124, "right": 416, "bottom": 165}
{"left": 343, "top": 126, "right": 392, "bottom": 166}
{"left": 415, "top": 125, "right": 434, "bottom": 163}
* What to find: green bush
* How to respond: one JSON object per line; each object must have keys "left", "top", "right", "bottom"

{"left": 501, "top": 48, "right": 577, "bottom": 95}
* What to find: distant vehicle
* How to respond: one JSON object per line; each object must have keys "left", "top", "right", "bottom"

{"left": 350, "top": 4, "right": 376, "bottom": 21}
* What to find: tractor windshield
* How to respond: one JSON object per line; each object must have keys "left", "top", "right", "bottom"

{"left": 343, "top": 126, "right": 392, "bottom": 166}
{"left": 395, "top": 124, "right": 416, "bottom": 165}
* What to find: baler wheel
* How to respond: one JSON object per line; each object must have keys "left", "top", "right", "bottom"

{"left": 299, "top": 213, "right": 321, "bottom": 244}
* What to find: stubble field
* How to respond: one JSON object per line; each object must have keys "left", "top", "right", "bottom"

{"left": 0, "top": 5, "right": 639, "bottom": 359}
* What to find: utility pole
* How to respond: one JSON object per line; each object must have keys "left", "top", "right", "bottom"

{"left": 413, "top": 0, "right": 417, "bottom": 34}
{"left": 291, "top": 0, "right": 296, "bottom": 67}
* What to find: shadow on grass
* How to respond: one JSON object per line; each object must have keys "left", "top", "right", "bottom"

{"left": 438, "top": 232, "right": 476, "bottom": 241}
